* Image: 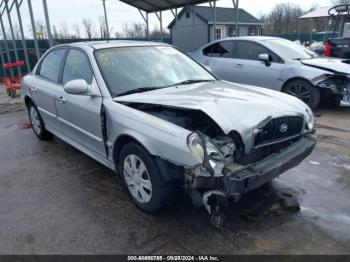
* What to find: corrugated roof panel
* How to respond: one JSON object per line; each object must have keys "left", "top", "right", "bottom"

{"left": 119, "top": 0, "right": 215, "bottom": 12}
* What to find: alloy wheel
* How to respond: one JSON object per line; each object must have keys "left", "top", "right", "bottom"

{"left": 285, "top": 83, "right": 312, "bottom": 104}
{"left": 30, "top": 106, "right": 41, "bottom": 135}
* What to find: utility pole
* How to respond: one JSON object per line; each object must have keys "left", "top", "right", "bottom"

{"left": 102, "top": 0, "right": 110, "bottom": 39}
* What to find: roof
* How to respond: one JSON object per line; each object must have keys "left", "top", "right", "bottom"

{"left": 299, "top": 6, "right": 332, "bottom": 19}
{"left": 168, "top": 6, "right": 262, "bottom": 29}
{"left": 67, "top": 40, "right": 169, "bottom": 50}
{"left": 119, "top": 0, "right": 215, "bottom": 13}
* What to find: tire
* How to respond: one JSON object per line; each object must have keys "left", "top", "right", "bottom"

{"left": 119, "top": 142, "right": 174, "bottom": 214}
{"left": 27, "top": 102, "right": 54, "bottom": 140}
{"left": 10, "top": 90, "right": 16, "bottom": 98}
{"left": 283, "top": 79, "right": 321, "bottom": 110}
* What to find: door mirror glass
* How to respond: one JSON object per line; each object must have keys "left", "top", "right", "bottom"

{"left": 259, "top": 53, "right": 272, "bottom": 66}
{"left": 64, "top": 79, "right": 90, "bottom": 95}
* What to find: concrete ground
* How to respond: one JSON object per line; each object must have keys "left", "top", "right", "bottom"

{"left": 0, "top": 86, "right": 349, "bottom": 254}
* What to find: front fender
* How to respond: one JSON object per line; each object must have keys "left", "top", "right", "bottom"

{"left": 104, "top": 100, "right": 200, "bottom": 167}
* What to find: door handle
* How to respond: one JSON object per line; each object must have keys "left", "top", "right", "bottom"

{"left": 203, "top": 60, "right": 210, "bottom": 65}
{"left": 233, "top": 64, "right": 244, "bottom": 69}
{"left": 56, "top": 96, "right": 66, "bottom": 104}
{"left": 30, "top": 86, "right": 38, "bottom": 92}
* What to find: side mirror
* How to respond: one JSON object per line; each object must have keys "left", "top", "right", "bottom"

{"left": 259, "top": 53, "right": 272, "bottom": 67}
{"left": 64, "top": 79, "right": 90, "bottom": 95}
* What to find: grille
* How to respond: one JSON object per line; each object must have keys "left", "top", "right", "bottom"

{"left": 254, "top": 116, "right": 304, "bottom": 147}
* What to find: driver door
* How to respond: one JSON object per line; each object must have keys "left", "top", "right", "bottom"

{"left": 55, "top": 48, "right": 106, "bottom": 157}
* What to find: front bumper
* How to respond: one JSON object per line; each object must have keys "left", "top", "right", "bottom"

{"left": 224, "top": 134, "right": 316, "bottom": 198}
{"left": 192, "top": 134, "right": 316, "bottom": 200}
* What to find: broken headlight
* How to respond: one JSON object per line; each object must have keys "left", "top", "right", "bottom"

{"left": 187, "top": 133, "right": 222, "bottom": 163}
{"left": 314, "top": 74, "right": 348, "bottom": 93}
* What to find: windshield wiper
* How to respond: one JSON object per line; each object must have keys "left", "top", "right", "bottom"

{"left": 116, "top": 87, "right": 161, "bottom": 97}
{"left": 170, "top": 79, "right": 215, "bottom": 87}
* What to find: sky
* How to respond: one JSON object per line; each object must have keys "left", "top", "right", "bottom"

{"left": 4, "top": 0, "right": 333, "bottom": 38}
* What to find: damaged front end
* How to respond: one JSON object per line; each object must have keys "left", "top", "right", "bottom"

{"left": 313, "top": 73, "right": 350, "bottom": 105}
{"left": 123, "top": 102, "right": 316, "bottom": 227}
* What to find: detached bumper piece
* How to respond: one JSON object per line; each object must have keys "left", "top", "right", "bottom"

{"left": 224, "top": 134, "right": 316, "bottom": 198}
{"left": 200, "top": 134, "right": 316, "bottom": 227}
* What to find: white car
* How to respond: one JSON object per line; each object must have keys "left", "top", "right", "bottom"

{"left": 191, "top": 36, "right": 350, "bottom": 109}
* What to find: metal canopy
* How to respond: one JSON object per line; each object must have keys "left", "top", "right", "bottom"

{"left": 119, "top": 0, "right": 215, "bottom": 12}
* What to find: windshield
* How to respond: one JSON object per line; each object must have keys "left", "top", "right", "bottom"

{"left": 264, "top": 39, "right": 319, "bottom": 60}
{"left": 95, "top": 46, "right": 215, "bottom": 97}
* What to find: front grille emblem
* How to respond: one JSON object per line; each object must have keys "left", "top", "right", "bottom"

{"left": 279, "top": 123, "right": 288, "bottom": 133}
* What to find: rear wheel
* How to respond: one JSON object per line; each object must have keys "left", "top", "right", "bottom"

{"left": 28, "top": 102, "right": 53, "bottom": 140}
{"left": 120, "top": 142, "right": 174, "bottom": 214}
{"left": 283, "top": 79, "right": 321, "bottom": 110}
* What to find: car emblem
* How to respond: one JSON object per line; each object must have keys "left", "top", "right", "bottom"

{"left": 279, "top": 123, "right": 288, "bottom": 133}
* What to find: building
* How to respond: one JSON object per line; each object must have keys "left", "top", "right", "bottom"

{"left": 168, "top": 6, "right": 263, "bottom": 52}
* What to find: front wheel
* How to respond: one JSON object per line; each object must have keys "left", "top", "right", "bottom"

{"left": 283, "top": 80, "right": 321, "bottom": 110}
{"left": 120, "top": 142, "right": 174, "bottom": 214}
{"left": 28, "top": 102, "right": 53, "bottom": 140}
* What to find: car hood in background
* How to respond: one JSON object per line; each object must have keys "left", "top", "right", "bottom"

{"left": 301, "top": 57, "right": 350, "bottom": 75}
{"left": 114, "top": 81, "right": 309, "bottom": 150}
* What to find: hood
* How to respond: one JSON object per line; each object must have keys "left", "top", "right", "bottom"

{"left": 301, "top": 57, "right": 350, "bottom": 75}
{"left": 114, "top": 81, "right": 309, "bottom": 151}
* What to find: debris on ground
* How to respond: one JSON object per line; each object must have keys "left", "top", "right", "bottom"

{"left": 0, "top": 85, "right": 24, "bottom": 114}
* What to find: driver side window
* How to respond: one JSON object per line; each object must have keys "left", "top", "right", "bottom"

{"left": 62, "top": 49, "right": 93, "bottom": 85}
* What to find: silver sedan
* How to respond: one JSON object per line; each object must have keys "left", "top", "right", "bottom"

{"left": 191, "top": 36, "right": 350, "bottom": 109}
{"left": 22, "top": 41, "right": 316, "bottom": 224}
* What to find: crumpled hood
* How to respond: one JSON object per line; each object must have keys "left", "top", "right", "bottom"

{"left": 114, "top": 81, "right": 310, "bottom": 151}
{"left": 301, "top": 57, "right": 350, "bottom": 75}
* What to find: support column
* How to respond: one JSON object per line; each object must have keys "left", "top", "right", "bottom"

{"left": 15, "top": 0, "right": 30, "bottom": 73}
{"left": 102, "top": 0, "right": 109, "bottom": 39}
{"left": 192, "top": 6, "right": 195, "bottom": 50}
{"left": 214, "top": 1, "right": 217, "bottom": 40}
{"left": 0, "top": 10, "right": 13, "bottom": 77}
{"left": 146, "top": 12, "right": 149, "bottom": 39}
{"left": 233, "top": 0, "right": 239, "bottom": 37}
{"left": 28, "top": 0, "right": 40, "bottom": 61}
{"left": 175, "top": 8, "right": 178, "bottom": 46}
{"left": 160, "top": 11, "right": 163, "bottom": 42}
{"left": 5, "top": 0, "right": 21, "bottom": 75}
{"left": 42, "top": 0, "right": 53, "bottom": 47}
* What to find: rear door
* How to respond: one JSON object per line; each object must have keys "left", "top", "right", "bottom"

{"left": 200, "top": 40, "right": 236, "bottom": 82}
{"left": 30, "top": 48, "right": 67, "bottom": 132}
{"left": 55, "top": 48, "right": 106, "bottom": 157}
{"left": 231, "top": 40, "right": 284, "bottom": 90}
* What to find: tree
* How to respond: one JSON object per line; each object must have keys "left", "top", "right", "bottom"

{"left": 82, "top": 18, "right": 95, "bottom": 39}
{"left": 98, "top": 16, "right": 112, "bottom": 39}
{"left": 58, "top": 22, "right": 70, "bottom": 39}
{"left": 260, "top": 3, "right": 304, "bottom": 34}
{"left": 122, "top": 22, "right": 146, "bottom": 38}
{"left": 73, "top": 23, "right": 81, "bottom": 39}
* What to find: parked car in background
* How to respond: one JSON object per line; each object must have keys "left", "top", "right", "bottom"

{"left": 191, "top": 36, "right": 350, "bottom": 109}
{"left": 22, "top": 41, "right": 316, "bottom": 225}
{"left": 325, "top": 38, "right": 350, "bottom": 59}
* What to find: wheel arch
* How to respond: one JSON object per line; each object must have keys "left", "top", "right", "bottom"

{"left": 24, "top": 95, "right": 34, "bottom": 108}
{"left": 112, "top": 134, "right": 184, "bottom": 182}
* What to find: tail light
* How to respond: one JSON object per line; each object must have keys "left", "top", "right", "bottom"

{"left": 325, "top": 42, "right": 332, "bottom": 57}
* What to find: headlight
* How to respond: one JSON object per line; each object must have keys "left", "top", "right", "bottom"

{"left": 187, "top": 133, "right": 222, "bottom": 163}
{"left": 305, "top": 108, "right": 315, "bottom": 130}
{"left": 187, "top": 133, "right": 205, "bottom": 163}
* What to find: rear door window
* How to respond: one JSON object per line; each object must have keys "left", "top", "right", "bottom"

{"left": 38, "top": 49, "right": 67, "bottom": 82}
{"left": 203, "top": 41, "right": 235, "bottom": 58}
